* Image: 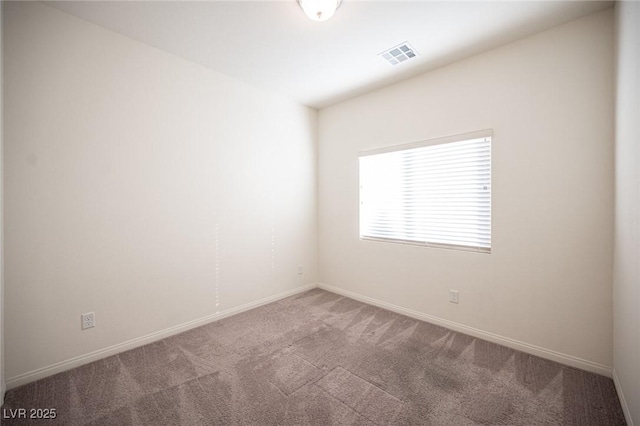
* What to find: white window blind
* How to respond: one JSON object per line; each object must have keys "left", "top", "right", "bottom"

{"left": 359, "top": 131, "right": 491, "bottom": 253}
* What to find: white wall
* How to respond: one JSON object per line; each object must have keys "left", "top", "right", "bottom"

{"left": 319, "top": 10, "right": 614, "bottom": 373}
{"left": 3, "top": 2, "right": 317, "bottom": 384}
{"left": 613, "top": 1, "right": 640, "bottom": 424}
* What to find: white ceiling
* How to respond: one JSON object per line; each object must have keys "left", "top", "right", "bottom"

{"left": 46, "top": 1, "right": 613, "bottom": 109}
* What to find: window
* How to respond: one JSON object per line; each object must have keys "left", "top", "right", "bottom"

{"left": 359, "top": 130, "right": 492, "bottom": 253}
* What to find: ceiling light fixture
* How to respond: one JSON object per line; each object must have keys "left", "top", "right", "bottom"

{"left": 298, "top": 0, "right": 342, "bottom": 22}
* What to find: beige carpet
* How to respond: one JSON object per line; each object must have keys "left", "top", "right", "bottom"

{"left": 2, "top": 289, "right": 627, "bottom": 425}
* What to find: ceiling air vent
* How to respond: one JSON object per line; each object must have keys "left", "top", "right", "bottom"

{"left": 379, "top": 42, "right": 418, "bottom": 66}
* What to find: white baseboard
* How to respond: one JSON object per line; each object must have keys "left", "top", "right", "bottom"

{"left": 6, "top": 281, "right": 615, "bottom": 391}
{"left": 613, "top": 368, "right": 634, "bottom": 426}
{"left": 5, "top": 283, "right": 317, "bottom": 390}
{"left": 317, "top": 282, "right": 613, "bottom": 378}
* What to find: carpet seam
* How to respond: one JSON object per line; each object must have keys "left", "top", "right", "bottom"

{"left": 314, "top": 383, "right": 384, "bottom": 426}
{"left": 316, "top": 366, "right": 405, "bottom": 425}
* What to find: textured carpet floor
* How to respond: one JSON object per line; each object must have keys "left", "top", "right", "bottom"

{"left": 2, "top": 289, "right": 627, "bottom": 425}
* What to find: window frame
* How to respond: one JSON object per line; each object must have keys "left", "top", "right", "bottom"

{"left": 358, "top": 129, "right": 492, "bottom": 254}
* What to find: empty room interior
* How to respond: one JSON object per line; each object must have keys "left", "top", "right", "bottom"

{"left": 0, "top": 0, "right": 639, "bottom": 424}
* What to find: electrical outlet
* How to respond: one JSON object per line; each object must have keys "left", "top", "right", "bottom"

{"left": 449, "top": 290, "right": 459, "bottom": 304}
{"left": 81, "top": 312, "right": 95, "bottom": 330}
{"left": 297, "top": 265, "right": 303, "bottom": 275}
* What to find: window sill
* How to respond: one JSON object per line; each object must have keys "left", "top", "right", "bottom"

{"left": 360, "top": 236, "right": 491, "bottom": 254}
